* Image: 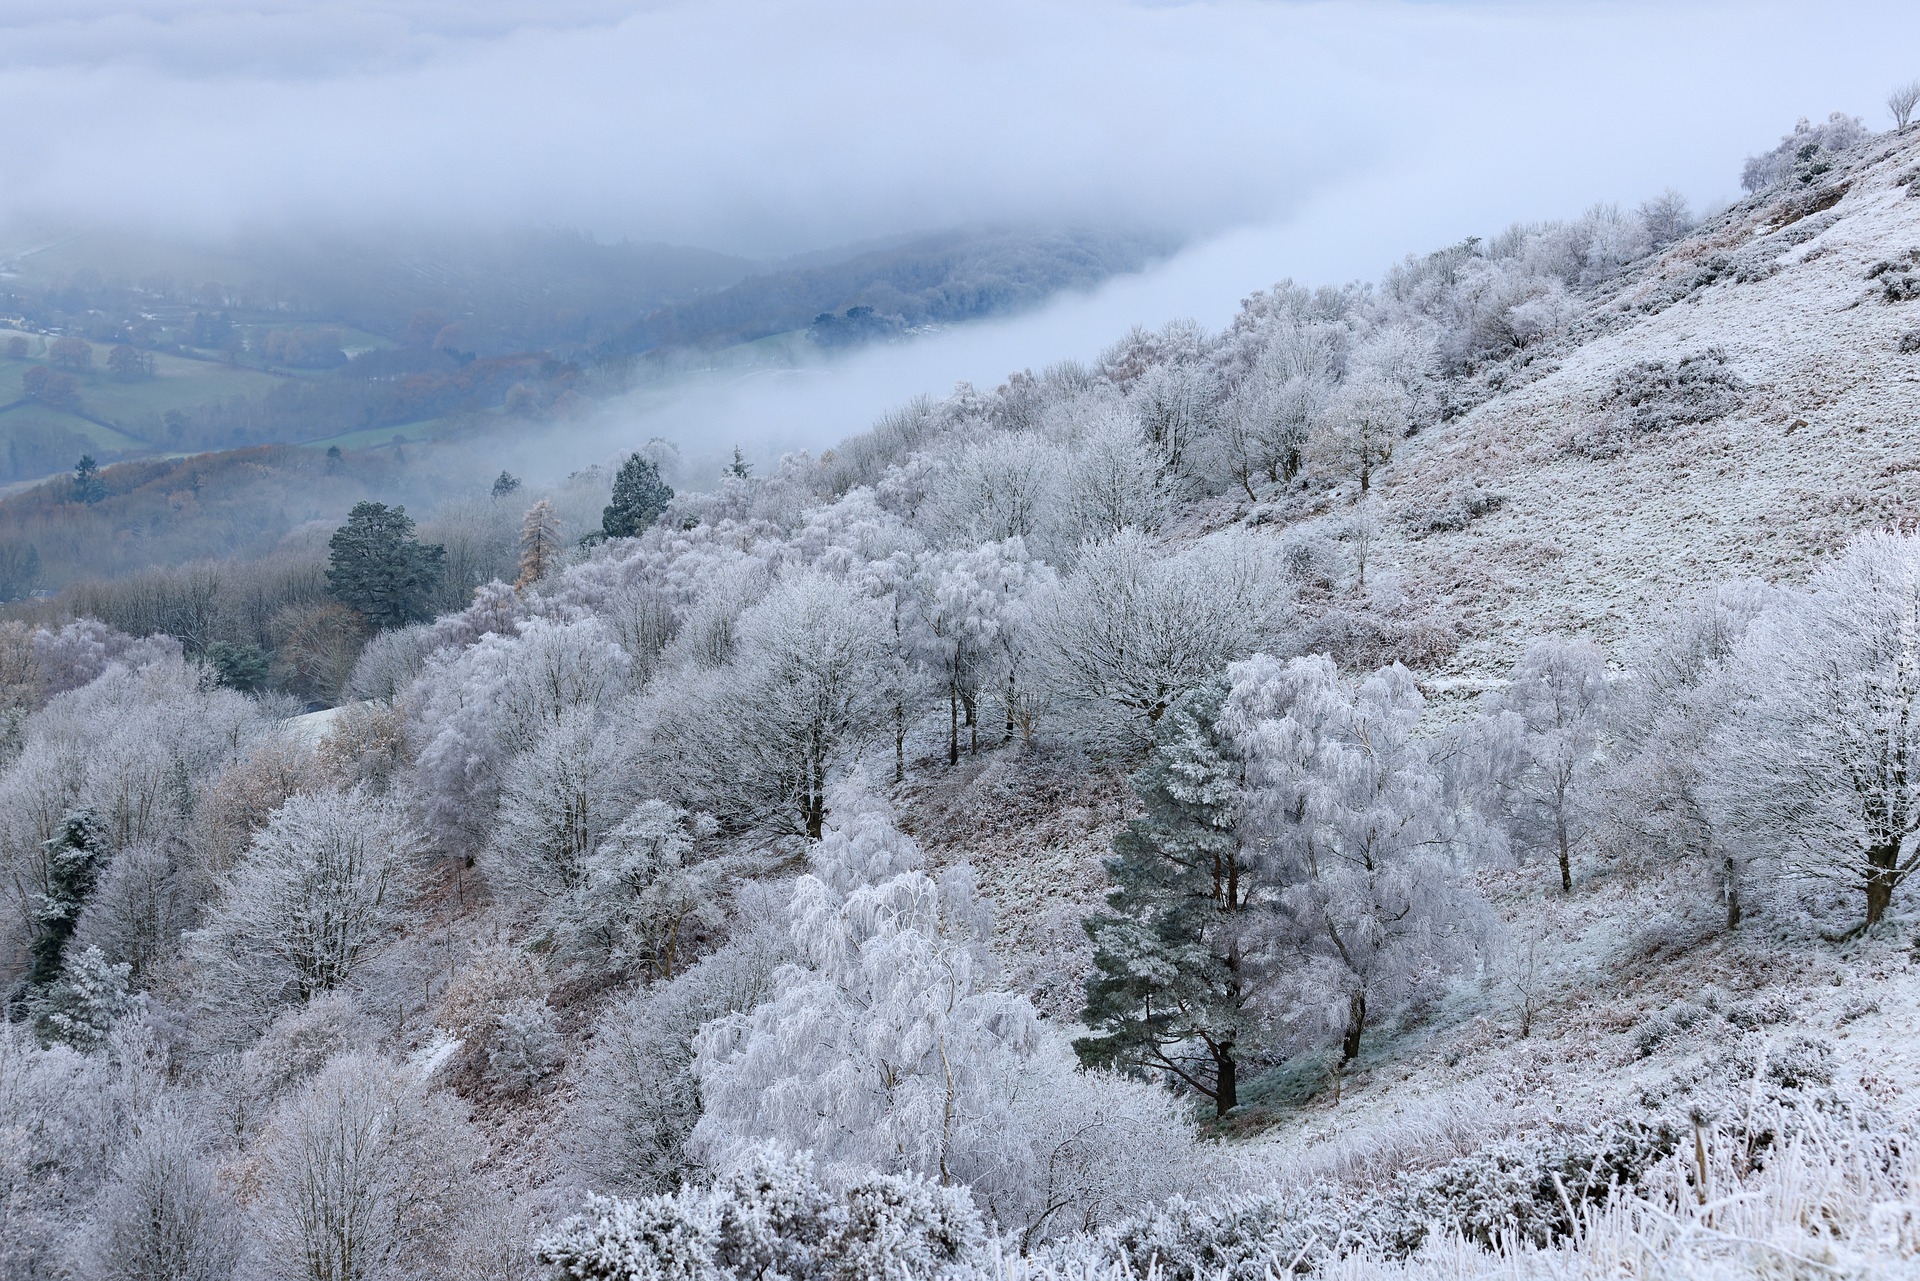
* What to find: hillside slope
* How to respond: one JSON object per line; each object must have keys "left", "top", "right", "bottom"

{"left": 1370, "top": 127, "right": 1920, "bottom": 683}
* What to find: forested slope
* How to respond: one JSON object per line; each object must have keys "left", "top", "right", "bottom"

{"left": 7, "top": 112, "right": 1920, "bottom": 1281}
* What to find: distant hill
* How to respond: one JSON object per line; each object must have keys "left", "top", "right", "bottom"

{"left": 606, "top": 226, "right": 1174, "bottom": 354}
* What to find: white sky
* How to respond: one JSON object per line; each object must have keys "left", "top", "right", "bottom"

{"left": 5, "top": 0, "right": 1916, "bottom": 463}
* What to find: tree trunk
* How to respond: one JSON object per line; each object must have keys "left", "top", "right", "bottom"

{"left": 894, "top": 703, "right": 907, "bottom": 785}
{"left": 1557, "top": 814, "right": 1573, "bottom": 895}
{"left": 1341, "top": 990, "right": 1366, "bottom": 1064}
{"left": 1723, "top": 850, "right": 1741, "bottom": 930}
{"left": 1866, "top": 841, "right": 1899, "bottom": 927}
{"left": 1213, "top": 1047, "right": 1237, "bottom": 1116}
{"left": 948, "top": 685, "right": 959, "bottom": 767}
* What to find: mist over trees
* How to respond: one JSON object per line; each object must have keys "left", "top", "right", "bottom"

{"left": 3, "top": 97, "right": 1919, "bottom": 1281}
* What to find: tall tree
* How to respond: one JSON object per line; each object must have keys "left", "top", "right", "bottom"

{"left": 71, "top": 455, "right": 106, "bottom": 505}
{"left": 1480, "top": 637, "right": 1609, "bottom": 894}
{"left": 603, "top": 452, "right": 674, "bottom": 539}
{"left": 1077, "top": 679, "right": 1260, "bottom": 1116}
{"left": 28, "top": 808, "right": 111, "bottom": 990}
{"left": 326, "top": 501, "right": 445, "bottom": 631}
{"left": 1707, "top": 532, "right": 1920, "bottom": 931}
{"left": 1222, "top": 655, "right": 1484, "bottom": 1067}
{"left": 515, "top": 498, "right": 562, "bottom": 588}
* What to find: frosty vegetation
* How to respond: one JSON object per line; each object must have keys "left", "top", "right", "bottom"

{"left": 7, "top": 103, "right": 1920, "bottom": 1281}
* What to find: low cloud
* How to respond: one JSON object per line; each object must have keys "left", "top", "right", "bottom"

{"left": 3, "top": 1, "right": 1912, "bottom": 259}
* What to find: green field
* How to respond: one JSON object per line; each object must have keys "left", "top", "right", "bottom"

{"left": 0, "top": 402, "right": 145, "bottom": 450}
{"left": 300, "top": 415, "right": 454, "bottom": 452}
{"left": 0, "top": 345, "right": 289, "bottom": 426}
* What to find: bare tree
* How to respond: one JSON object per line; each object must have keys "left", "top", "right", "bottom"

{"left": 1890, "top": 79, "right": 1920, "bottom": 130}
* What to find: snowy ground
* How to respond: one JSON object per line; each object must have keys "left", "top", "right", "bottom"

{"left": 1365, "top": 127, "right": 1920, "bottom": 683}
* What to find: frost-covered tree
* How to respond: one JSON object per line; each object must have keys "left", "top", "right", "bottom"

{"left": 1320, "top": 375, "right": 1408, "bottom": 494}
{"left": 1222, "top": 334, "right": 1334, "bottom": 499}
{"left": 648, "top": 573, "right": 894, "bottom": 837}
{"left": 72, "top": 1106, "right": 240, "bottom": 1281}
{"left": 1222, "top": 655, "right": 1485, "bottom": 1064}
{"left": 601, "top": 452, "right": 674, "bottom": 539}
{"left": 255, "top": 1051, "right": 483, "bottom": 1281}
{"left": 1031, "top": 529, "right": 1291, "bottom": 745}
{"left": 1706, "top": 533, "right": 1920, "bottom": 930}
{"left": 514, "top": 498, "right": 562, "bottom": 588}
{"left": 693, "top": 796, "right": 1192, "bottom": 1241}
{"left": 0, "top": 1022, "right": 146, "bottom": 1280}
{"left": 559, "top": 800, "right": 723, "bottom": 977}
{"left": 39, "top": 943, "right": 133, "bottom": 1053}
{"left": 1893, "top": 79, "right": 1920, "bottom": 130}
{"left": 692, "top": 802, "right": 1031, "bottom": 1188}
{"left": 1602, "top": 583, "right": 1777, "bottom": 927}
{"left": 922, "top": 434, "right": 1067, "bottom": 552}
{"left": 410, "top": 615, "right": 630, "bottom": 852}
{"left": 1077, "top": 679, "right": 1259, "bottom": 1115}
{"left": 1060, "top": 415, "right": 1179, "bottom": 542}
{"left": 189, "top": 790, "right": 419, "bottom": 1047}
{"left": 1479, "top": 637, "right": 1609, "bottom": 894}
{"left": 1129, "top": 356, "right": 1220, "bottom": 487}
{"left": 573, "top": 904, "right": 789, "bottom": 1194}
{"left": 912, "top": 539, "right": 1051, "bottom": 764}
{"left": 25, "top": 807, "right": 110, "bottom": 990}
{"left": 482, "top": 707, "right": 630, "bottom": 913}
{"left": 71, "top": 837, "right": 197, "bottom": 982}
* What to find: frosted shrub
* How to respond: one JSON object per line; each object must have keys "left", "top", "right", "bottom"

{"left": 539, "top": 1146, "right": 984, "bottom": 1281}
{"left": 1741, "top": 112, "right": 1870, "bottom": 192}
{"left": 1401, "top": 486, "right": 1506, "bottom": 538}
{"left": 483, "top": 996, "right": 562, "bottom": 1096}
{"left": 214, "top": 991, "right": 376, "bottom": 1137}
{"left": 1606, "top": 348, "right": 1746, "bottom": 435}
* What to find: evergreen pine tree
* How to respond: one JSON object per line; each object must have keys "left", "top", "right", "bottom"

{"left": 29, "top": 808, "right": 110, "bottom": 990}
{"left": 39, "top": 945, "right": 132, "bottom": 1052}
{"left": 1075, "top": 679, "right": 1263, "bottom": 1116}
{"left": 492, "top": 470, "right": 522, "bottom": 499}
{"left": 72, "top": 454, "right": 106, "bottom": 504}
{"left": 326, "top": 501, "right": 446, "bottom": 630}
{"left": 602, "top": 453, "right": 674, "bottom": 539}
{"left": 728, "top": 445, "right": 753, "bottom": 479}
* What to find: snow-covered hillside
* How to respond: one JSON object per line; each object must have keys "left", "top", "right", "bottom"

{"left": 1375, "top": 125, "right": 1920, "bottom": 683}
{"left": 12, "top": 117, "right": 1920, "bottom": 1281}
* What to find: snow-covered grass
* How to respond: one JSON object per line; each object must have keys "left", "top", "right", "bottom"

{"left": 1366, "top": 128, "right": 1920, "bottom": 684}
